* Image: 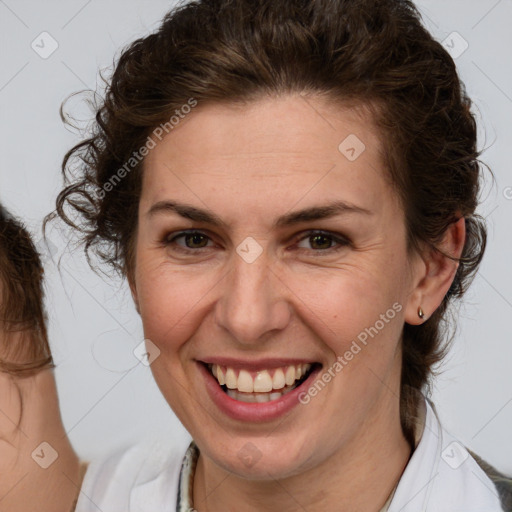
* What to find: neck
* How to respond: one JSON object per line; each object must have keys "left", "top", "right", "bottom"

{"left": 192, "top": 393, "right": 412, "bottom": 512}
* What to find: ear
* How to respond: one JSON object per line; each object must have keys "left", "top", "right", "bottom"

{"left": 404, "top": 217, "right": 466, "bottom": 325}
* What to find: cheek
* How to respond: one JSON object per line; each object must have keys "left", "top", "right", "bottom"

{"left": 135, "top": 262, "right": 221, "bottom": 353}
{"left": 287, "top": 262, "right": 404, "bottom": 353}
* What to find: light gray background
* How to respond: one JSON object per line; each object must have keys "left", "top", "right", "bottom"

{"left": 0, "top": 0, "right": 510, "bottom": 473}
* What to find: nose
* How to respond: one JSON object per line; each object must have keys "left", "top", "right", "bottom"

{"left": 214, "top": 251, "right": 292, "bottom": 346}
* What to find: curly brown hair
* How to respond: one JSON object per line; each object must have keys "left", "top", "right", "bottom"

{"left": 0, "top": 205, "right": 53, "bottom": 375}
{"left": 48, "top": 0, "right": 488, "bottom": 446}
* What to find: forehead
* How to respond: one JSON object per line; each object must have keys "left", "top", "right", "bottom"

{"left": 141, "top": 95, "right": 390, "bottom": 217}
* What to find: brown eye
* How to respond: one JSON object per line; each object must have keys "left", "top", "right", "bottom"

{"left": 309, "top": 234, "right": 334, "bottom": 250}
{"left": 182, "top": 232, "right": 209, "bottom": 249}
{"left": 164, "top": 230, "right": 213, "bottom": 252}
{"left": 295, "top": 231, "right": 350, "bottom": 252}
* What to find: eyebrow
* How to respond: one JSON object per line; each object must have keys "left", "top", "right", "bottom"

{"left": 274, "top": 201, "right": 373, "bottom": 227}
{"left": 147, "top": 200, "right": 373, "bottom": 228}
{"left": 147, "top": 201, "right": 229, "bottom": 228}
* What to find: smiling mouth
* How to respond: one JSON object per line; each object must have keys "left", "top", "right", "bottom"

{"left": 205, "top": 362, "right": 320, "bottom": 403}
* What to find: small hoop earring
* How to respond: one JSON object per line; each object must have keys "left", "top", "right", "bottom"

{"left": 418, "top": 307, "right": 425, "bottom": 319}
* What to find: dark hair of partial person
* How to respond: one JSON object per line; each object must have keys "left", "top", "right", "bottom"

{"left": 0, "top": 205, "right": 53, "bottom": 374}
{"left": 47, "top": 0, "right": 489, "bottom": 447}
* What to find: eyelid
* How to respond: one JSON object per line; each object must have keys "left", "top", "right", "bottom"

{"left": 165, "top": 229, "right": 206, "bottom": 241}
{"left": 293, "top": 230, "right": 351, "bottom": 250}
{"left": 164, "top": 229, "right": 216, "bottom": 247}
{"left": 162, "top": 228, "right": 350, "bottom": 255}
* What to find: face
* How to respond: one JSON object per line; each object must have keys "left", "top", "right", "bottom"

{"left": 131, "top": 95, "right": 420, "bottom": 479}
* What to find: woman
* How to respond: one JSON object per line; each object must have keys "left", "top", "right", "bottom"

{"left": 0, "top": 205, "right": 82, "bottom": 512}
{"left": 50, "top": 0, "right": 510, "bottom": 510}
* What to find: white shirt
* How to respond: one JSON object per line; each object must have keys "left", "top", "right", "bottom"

{"left": 76, "top": 397, "right": 504, "bottom": 512}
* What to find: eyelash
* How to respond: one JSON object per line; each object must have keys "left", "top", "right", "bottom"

{"left": 162, "top": 230, "right": 350, "bottom": 255}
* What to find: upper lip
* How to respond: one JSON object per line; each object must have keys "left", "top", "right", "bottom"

{"left": 198, "top": 357, "right": 320, "bottom": 371}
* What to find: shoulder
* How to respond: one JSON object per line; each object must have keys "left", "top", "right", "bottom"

{"left": 391, "top": 398, "right": 506, "bottom": 512}
{"left": 75, "top": 434, "right": 192, "bottom": 512}
{"left": 470, "top": 450, "right": 512, "bottom": 512}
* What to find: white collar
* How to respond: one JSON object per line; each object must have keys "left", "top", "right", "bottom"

{"left": 388, "top": 396, "right": 503, "bottom": 511}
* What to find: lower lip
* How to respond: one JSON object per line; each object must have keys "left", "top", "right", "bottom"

{"left": 198, "top": 362, "right": 322, "bottom": 423}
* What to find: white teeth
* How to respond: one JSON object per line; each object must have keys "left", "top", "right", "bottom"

{"left": 216, "top": 365, "right": 225, "bottom": 386}
{"left": 237, "top": 370, "right": 253, "bottom": 393}
{"left": 242, "top": 393, "right": 257, "bottom": 403}
{"left": 285, "top": 366, "right": 296, "bottom": 386}
{"left": 226, "top": 389, "right": 238, "bottom": 400}
{"left": 225, "top": 368, "right": 237, "bottom": 389}
{"left": 272, "top": 369, "right": 286, "bottom": 389}
{"left": 210, "top": 363, "right": 313, "bottom": 397}
{"left": 226, "top": 388, "right": 295, "bottom": 403}
{"left": 255, "top": 392, "right": 269, "bottom": 403}
{"left": 253, "top": 370, "right": 273, "bottom": 392}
